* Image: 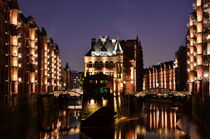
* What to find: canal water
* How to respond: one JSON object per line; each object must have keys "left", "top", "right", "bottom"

{"left": 0, "top": 95, "right": 209, "bottom": 139}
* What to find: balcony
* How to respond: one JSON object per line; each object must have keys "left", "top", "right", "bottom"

{"left": 203, "top": 19, "right": 210, "bottom": 28}
{"left": 9, "top": 24, "right": 19, "bottom": 36}
{"left": 203, "top": 2, "right": 210, "bottom": 10}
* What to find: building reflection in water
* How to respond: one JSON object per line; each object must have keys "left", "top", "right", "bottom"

{"left": 1, "top": 96, "right": 207, "bottom": 139}
{"left": 149, "top": 104, "right": 177, "bottom": 130}
{"left": 114, "top": 96, "right": 121, "bottom": 114}
{"left": 114, "top": 103, "right": 189, "bottom": 139}
{"left": 39, "top": 108, "right": 81, "bottom": 139}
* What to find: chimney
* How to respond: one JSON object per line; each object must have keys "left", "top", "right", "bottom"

{"left": 91, "top": 38, "right": 96, "bottom": 48}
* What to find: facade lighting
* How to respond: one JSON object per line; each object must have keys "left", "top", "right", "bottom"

{"left": 18, "top": 78, "right": 22, "bottom": 82}
{"left": 18, "top": 54, "right": 22, "bottom": 58}
{"left": 204, "top": 73, "right": 209, "bottom": 78}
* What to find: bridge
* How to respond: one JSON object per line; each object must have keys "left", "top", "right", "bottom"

{"left": 50, "top": 90, "right": 83, "bottom": 97}
{"left": 135, "top": 88, "right": 189, "bottom": 98}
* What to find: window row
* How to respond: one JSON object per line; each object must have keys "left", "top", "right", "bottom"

{"left": 87, "top": 61, "right": 115, "bottom": 69}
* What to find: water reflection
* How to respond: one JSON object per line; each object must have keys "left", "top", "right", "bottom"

{"left": 40, "top": 109, "right": 81, "bottom": 139}
{"left": 0, "top": 96, "right": 81, "bottom": 139}
{"left": 1, "top": 95, "right": 209, "bottom": 139}
{"left": 113, "top": 101, "right": 207, "bottom": 139}
{"left": 148, "top": 104, "right": 177, "bottom": 130}
{"left": 114, "top": 96, "right": 121, "bottom": 114}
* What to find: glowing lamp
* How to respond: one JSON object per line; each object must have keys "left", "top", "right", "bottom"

{"left": 90, "top": 99, "right": 95, "bottom": 105}
{"left": 204, "top": 73, "right": 209, "bottom": 78}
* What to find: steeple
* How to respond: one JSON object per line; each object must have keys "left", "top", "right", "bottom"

{"left": 113, "top": 40, "right": 123, "bottom": 55}
{"left": 65, "top": 63, "right": 70, "bottom": 71}
{"left": 41, "top": 27, "right": 47, "bottom": 35}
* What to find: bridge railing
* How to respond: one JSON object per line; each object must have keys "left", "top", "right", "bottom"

{"left": 135, "top": 89, "right": 190, "bottom": 98}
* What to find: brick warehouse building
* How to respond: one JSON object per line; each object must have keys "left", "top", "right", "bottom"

{"left": 84, "top": 36, "right": 143, "bottom": 94}
{"left": 143, "top": 61, "right": 176, "bottom": 91}
{"left": 186, "top": 0, "right": 210, "bottom": 95}
{"left": 0, "top": 0, "right": 62, "bottom": 95}
{"left": 143, "top": 46, "right": 187, "bottom": 91}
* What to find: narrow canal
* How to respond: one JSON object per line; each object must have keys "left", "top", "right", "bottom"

{"left": 0, "top": 95, "right": 210, "bottom": 139}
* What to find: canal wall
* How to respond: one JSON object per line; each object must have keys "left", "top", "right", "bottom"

{"left": 0, "top": 95, "right": 39, "bottom": 139}
{"left": 0, "top": 94, "right": 59, "bottom": 139}
{"left": 81, "top": 94, "right": 114, "bottom": 127}
{"left": 183, "top": 95, "right": 210, "bottom": 133}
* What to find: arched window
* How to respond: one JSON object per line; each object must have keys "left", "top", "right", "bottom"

{"left": 99, "top": 61, "right": 104, "bottom": 69}
{"left": 105, "top": 61, "right": 109, "bottom": 68}
{"left": 110, "top": 61, "right": 115, "bottom": 68}
{"left": 87, "top": 61, "right": 93, "bottom": 68}
{"left": 94, "top": 61, "right": 99, "bottom": 69}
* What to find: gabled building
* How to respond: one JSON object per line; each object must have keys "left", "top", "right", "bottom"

{"left": 84, "top": 36, "right": 143, "bottom": 94}
{"left": 61, "top": 63, "right": 71, "bottom": 90}
{"left": 37, "top": 30, "right": 62, "bottom": 93}
{"left": 0, "top": 0, "right": 62, "bottom": 95}
{"left": 143, "top": 45, "right": 187, "bottom": 91}
{"left": 143, "top": 61, "right": 176, "bottom": 91}
{"left": 120, "top": 37, "right": 144, "bottom": 92}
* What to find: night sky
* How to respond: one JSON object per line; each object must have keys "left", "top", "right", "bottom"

{"left": 19, "top": 0, "right": 193, "bottom": 71}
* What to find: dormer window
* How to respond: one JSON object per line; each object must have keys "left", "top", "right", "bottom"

{"left": 91, "top": 51, "right": 96, "bottom": 56}
{"left": 100, "top": 52, "right": 107, "bottom": 56}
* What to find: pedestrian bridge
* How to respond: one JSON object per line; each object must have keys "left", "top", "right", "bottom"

{"left": 135, "top": 88, "right": 189, "bottom": 98}
{"left": 50, "top": 90, "right": 83, "bottom": 97}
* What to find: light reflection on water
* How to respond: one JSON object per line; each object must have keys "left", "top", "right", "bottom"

{"left": 112, "top": 98, "right": 205, "bottom": 139}
{"left": 114, "top": 95, "right": 121, "bottom": 114}
{"left": 39, "top": 109, "right": 81, "bottom": 139}
{"left": 0, "top": 96, "right": 208, "bottom": 139}
{"left": 0, "top": 102, "right": 81, "bottom": 139}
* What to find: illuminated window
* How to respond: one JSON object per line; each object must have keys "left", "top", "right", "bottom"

{"left": 10, "top": 9, "right": 18, "bottom": 25}
{"left": 11, "top": 69, "right": 18, "bottom": 81}
{"left": 207, "top": 43, "right": 210, "bottom": 55}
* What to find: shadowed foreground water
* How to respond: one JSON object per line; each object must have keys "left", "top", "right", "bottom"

{"left": 0, "top": 95, "right": 210, "bottom": 139}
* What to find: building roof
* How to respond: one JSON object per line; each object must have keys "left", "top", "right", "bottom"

{"left": 85, "top": 36, "right": 142, "bottom": 60}
{"left": 146, "top": 60, "right": 174, "bottom": 72}
{"left": 55, "top": 43, "right": 59, "bottom": 51}
{"left": 114, "top": 41, "right": 123, "bottom": 52}
{"left": 65, "top": 63, "right": 70, "bottom": 70}
{"left": 41, "top": 27, "right": 47, "bottom": 36}
{"left": 85, "top": 36, "right": 120, "bottom": 57}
